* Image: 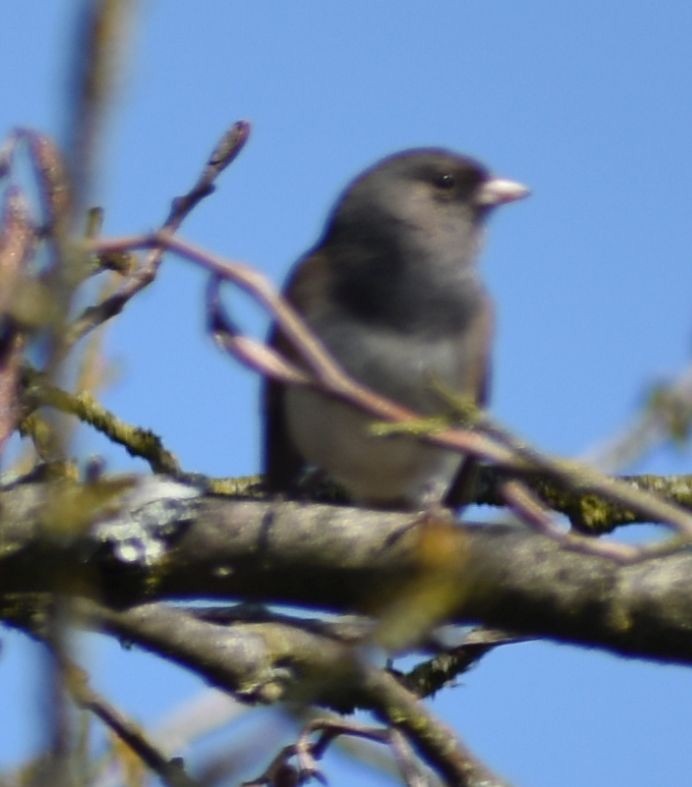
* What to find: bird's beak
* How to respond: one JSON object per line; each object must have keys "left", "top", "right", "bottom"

{"left": 476, "top": 177, "right": 530, "bottom": 206}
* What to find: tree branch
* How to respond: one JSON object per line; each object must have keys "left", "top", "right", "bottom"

{"left": 8, "top": 597, "right": 507, "bottom": 787}
{"left": 1, "top": 478, "right": 691, "bottom": 664}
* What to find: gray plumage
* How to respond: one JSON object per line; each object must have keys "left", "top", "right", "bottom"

{"left": 263, "top": 148, "right": 528, "bottom": 508}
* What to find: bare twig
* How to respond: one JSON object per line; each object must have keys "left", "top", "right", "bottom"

{"left": 166, "top": 121, "right": 251, "bottom": 224}
{"left": 9, "top": 597, "right": 509, "bottom": 786}
{"left": 62, "top": 658, "right": 200, "bottom": 787}
{"left": 66, "top": 120, "right": 251, "bottom": 346}
{"left": 243, "top": 719, "right": 430, "bottom": 787}
{"left": 92, "top": 232, "right": 528, "bottom": 467}
{"left": 498, "top": 480, "right": 641, "bottom": 562}
{"left": 22, "top": 367, "right": 181, "bottom": 474}
{"left": 583, "top": 363, "right": 692, "bottom": 472}
{"left": 399, "top": 628, "right": 525, "bottom": 699}
{"left": 389, "top": 728, "right": 430, "bottom": 787}
{"left": 0, "top": 189, "right": 34, "bottom": 451}
{"left": 44, "top": 612, "right": 76, "bottom": 787}
{"left": 13, "top": 128, "right": 72, "bottom": 236}
{"left": 476, "top": 413, "right": 692, "bottom": 539}
{"left": 473, "top": 468, "right": 692, "bottom": 534}
{"left": 66, "top": 0, "right": 134, "bottom": 219}
{"left": 364, "top": 668, "right": 510, "bottom": 786}
{"left": 87, "top": 231, "right": 692, "bottom": 547}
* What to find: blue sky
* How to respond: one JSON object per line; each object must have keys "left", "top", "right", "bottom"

{"left": 1, "top": 2, "right": 691, "bottom": 785}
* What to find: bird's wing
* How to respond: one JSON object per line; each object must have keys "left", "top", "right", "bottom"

{"left": 261, "top": 249, "right": 330, "bottom": 491}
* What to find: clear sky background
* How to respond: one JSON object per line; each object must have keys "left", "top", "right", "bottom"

{"left": 1, "top": 2, "right": 691, "bottom": 785}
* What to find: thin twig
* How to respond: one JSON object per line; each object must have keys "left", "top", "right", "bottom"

{"left": 87, "top": 231, "right": 692, "bottom": 545}
{"left": 95, "top": 231, "right": 517, "bottom": 464}
{"left": 583, "top": 363, "right": 692, "bottom": 472}
{"left": 243, "top": 716, "right": 475, "bottom": 787}
{"left": 0, "top": 188, "right": 34, "bottom": 451}
{"left": 22, "top": 367, "right": 181, "bottom": 474}
{"left": 61, "top": 600, "right": 508, "bottom": 786}
{"left": 499, "top": 480, "right": 641, "bottom": 562}
{"left": 13, "top": 128, "right": 72, "bottom": 236}
{"left": 487, "top": 418, "right": 692, "bottom": 539}
{"left": 66, "top": 0, "right": 133, "bottom": 220}
{"left": 399, "top": 628, "right": 525, "bottom": 699}
{"left": 62, "top": 658, "right": 201, "bottom": 787}
{"left": 66, "top": 121, "right": 251, "bottom": 346}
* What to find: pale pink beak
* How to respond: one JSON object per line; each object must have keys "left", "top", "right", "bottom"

{"left": 476, "top": 177, "right": 530, "bottom": 206}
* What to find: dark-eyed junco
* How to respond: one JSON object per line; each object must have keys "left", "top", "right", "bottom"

{"left": 263, "top": 148, "right": 528, "bottom": 509}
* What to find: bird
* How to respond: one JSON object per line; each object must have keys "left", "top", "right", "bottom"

{"left": 262, "top": 148, "right": 528, "bottom": 509}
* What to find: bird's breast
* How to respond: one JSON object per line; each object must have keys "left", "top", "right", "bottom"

{"left": 282, "top": 308, "right": 482, "bottom": 505}
{"left": 307, "top": 307, "right": 482, "bottom": 412}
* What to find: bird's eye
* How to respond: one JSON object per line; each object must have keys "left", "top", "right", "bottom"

{"left": 434, "top": 172, "right": 456, "bottom": 190}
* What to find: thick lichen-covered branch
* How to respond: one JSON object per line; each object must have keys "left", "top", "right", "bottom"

{"left": 476, "top": 468, "right": 692, "bottom": 533}
{"left": 1, "top": 480, "right": 691, "bottom": 664}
